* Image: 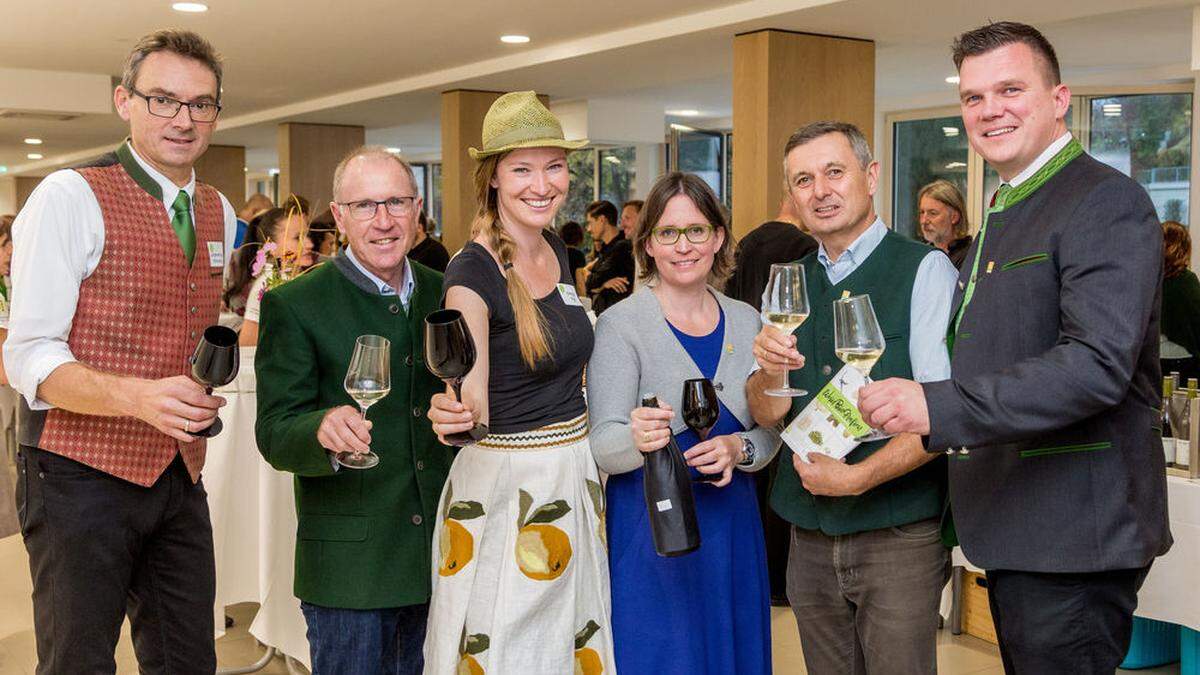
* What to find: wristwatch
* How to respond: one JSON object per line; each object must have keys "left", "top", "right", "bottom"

{"left": 737, "top": 436, "right": 756, "bottom": 467}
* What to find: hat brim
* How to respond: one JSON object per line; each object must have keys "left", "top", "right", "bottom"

{"left": 469, "top": 137, "right": 589, "bottom": 160}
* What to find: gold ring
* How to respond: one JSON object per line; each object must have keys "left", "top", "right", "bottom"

{"left": 643, "top": 432, "right": 651, "bottom": 442}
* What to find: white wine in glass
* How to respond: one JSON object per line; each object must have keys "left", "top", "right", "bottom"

{"left": 341, "top": 334, "right": 392, "bottom": 469}
{"left": 762, "top": 263, "right": 810, "bottom": 397}
{"left": 832, "top": 295, "right": 891, "bottom": 441}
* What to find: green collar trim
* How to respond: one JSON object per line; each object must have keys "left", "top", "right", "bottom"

{"left": 115, "top": 140, "right": 164, "bottom": 202}
{"left": 1002, "top": 138, "right": 1083, "bottom": 209}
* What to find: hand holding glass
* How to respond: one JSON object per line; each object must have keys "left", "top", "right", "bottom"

{"left": 187, "top": 325, "right": 239, "bottom": 438}
{"left": 341, "top": 335, "right": 391, "bottom": 469}
{"left": 762, "top": 263, "right": 810, "bottom": 397}
{"left": 682, "top": 378, "right": 721, "bottom": 482}
{"left": 832, "top": 294, "right": 891, "bottom": 442}
{"left": 424, "top": 309, "right": 490, "bottom": 446}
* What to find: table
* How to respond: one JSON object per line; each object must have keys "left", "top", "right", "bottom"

{"left": 942, "top": 475, "right": 1200, "bottom": 634}
{"left": 206, "top": 348, "right": 311, "bottom": 670}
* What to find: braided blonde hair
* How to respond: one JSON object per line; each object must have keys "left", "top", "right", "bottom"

{"left": 471, "top": 152, "right": 552, "bottom": 368}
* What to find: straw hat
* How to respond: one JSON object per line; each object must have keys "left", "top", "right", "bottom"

{"left": 468, "top": 91, "right": 588, "bottom": 159}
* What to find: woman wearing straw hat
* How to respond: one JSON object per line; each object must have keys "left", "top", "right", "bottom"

{"left": 424, "top": 91, "right": 614, "bottom": 674}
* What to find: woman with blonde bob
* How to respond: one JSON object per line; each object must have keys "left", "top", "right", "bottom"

{"left": 588, "top": 172, "right": 780, "bottom": 673}
{"left": 423, "top": 92, "right": 614, "bottom": 674}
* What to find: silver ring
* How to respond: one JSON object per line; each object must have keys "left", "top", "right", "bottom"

{"left": 185, "top": 420, "right": 191, "bottom": 433}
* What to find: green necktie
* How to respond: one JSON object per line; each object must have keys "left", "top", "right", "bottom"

{"left": 171, "top": 191, "right": 196, "bottom": 266}
{"left": 948, "top": 183, "right": 1013, "bottom": 354}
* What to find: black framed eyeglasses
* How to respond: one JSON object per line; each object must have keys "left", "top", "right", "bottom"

{"left": 336, "top": 197, "right": 418, "bottom": 221}
{"left": 129, "top": 88, "right": 221, "bottom": 123}
{"left": 652, "top": 223, "right": 715, "bottom": 245}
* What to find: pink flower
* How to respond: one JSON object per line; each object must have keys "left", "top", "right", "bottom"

{"left": 251, "top": 242, "right": 278, "bottom": 277}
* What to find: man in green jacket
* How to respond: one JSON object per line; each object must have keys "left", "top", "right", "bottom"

{"left": 256, "top": 146, "right": 451, "bottom": 674}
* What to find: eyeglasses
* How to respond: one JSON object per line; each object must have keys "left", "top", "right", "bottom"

{"left": 337, "top": 197, "right": 418, "bottom": 221}
{"left": 129, "top": 88, "right": 221, "bottom": 123}
{"left": 651, "top": 224, "right": 715, "bottom": 245}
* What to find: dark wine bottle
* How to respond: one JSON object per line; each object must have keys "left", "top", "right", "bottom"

{"left": 641, "top": 394, "right": 701, "bottom": 557}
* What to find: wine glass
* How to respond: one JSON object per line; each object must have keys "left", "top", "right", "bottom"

{"left": 682, "top": 378, "right": 721, "bottom": 483}
{"left": 341, "top": 334, "right": 391, "bottom": 469}
{"left": 761, "top": 263, "right": 810, "bottom": 397}
{"left": 833, "top": 294, "right": 891, "bottom": 442}
{"left": 424, "top": 309, "right": 490, "bottom": 446}
{"left": 187, "top": 325, "right": 239, "bottom": 438}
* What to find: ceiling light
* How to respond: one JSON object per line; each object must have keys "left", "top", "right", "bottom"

{"left": 172, "top": 2, "right": 208, "bottom": 12}
{"left": 942, "top": 127, "right": 960, "bottom": 137}
{"left": 670, "top": 123, "right": 695, "bottom": 132}
{"left": 945, "top": 161, "right": 967, "bottom": 169}
{"left": 27, "top": 153, "right": 43, "bottom": 160}
{"left": 604, "top": 155, "right": 622, "bottom": 164}
{"left": 386, "top": 147, "right": 402, "bottom": 154}
{"left": 1102, "top": 104, "right": 1122, "bottom": 114}
{"left": 500, "top": 35, "right": 530, "bottom": 44}
{"left": 24, "top": 138, "right": 43, "bottom": 145}
{"left": 268, "top": 168, "right": 280, "bottom": 176}
{"left": 667, "top": 109, "right": 700, "bottom": 117}
{"left": 1105, "top": 112, "right": 1122, "bottom": 117}
{"left": 243, "top": 167, "right": 248, "bottom": 172}
{"left": 945, "top": 76, "right": 960, "bottom": 84}
{"left": 0, "top": 166, "right": 7, "bottom": 173}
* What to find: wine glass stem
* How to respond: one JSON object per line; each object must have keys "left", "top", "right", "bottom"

{"left": 452, "top": 379, "right": 464, "bottom": 403}
{"left": 359, "top": 405, "right": 367, "bottom": 421}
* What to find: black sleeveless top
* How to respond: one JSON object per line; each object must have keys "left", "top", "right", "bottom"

{"left": 442, "top": 229, "right": 593, "bottom": 434}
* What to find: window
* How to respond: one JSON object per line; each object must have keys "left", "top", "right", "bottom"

{"left": 410, "top": 163, "right": 444, "bottom": 237}
{"left": 675, "top": 130, "right": 725, "bottom": 201}
{"left": 1089, "top": 93, "right": 1192, "bottom": 223}
{"left": 562, "top": 149, "right": 597, "bottom": 229}
{"left": 598, "top": 147, "right": 636, "bottom": 209}
{"left": 891, "top": 116, "right": 969, "bottom": 240}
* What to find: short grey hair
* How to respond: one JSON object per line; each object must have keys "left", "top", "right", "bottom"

{"left": 331, "top": 146, "right": 419, "bottom": 202}
{"left": 783, "top": 121, "right": 874, "bottom": 170}
{"left": 121, "top": 30, "right": 223, "bottom": 101}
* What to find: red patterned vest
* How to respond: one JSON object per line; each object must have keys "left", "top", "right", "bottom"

{"left": 32, "top": 151, "right": 225, "bottom": 486}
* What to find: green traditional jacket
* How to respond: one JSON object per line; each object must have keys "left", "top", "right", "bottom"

{"left": 770, "top": 230, "right": 947, "bottom": 536}
{"left": 255, "top": 254, "right": 451, "bottom": 609}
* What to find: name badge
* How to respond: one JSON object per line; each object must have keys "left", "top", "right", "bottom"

{"left": 557, "top": 283, "right": 583, "bottom": 307}
{"left": 207, "top": 241, "right": 224, "bottom": 268}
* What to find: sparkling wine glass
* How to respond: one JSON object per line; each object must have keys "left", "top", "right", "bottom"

{"left": 682, "top": 377, "right": 721, "bottom": 483}
{"left": 762, "top": 263, "right": 810, "bottom": 397}
{"left": 187, "top": 325, "right": 239, "bottom": 438}
{"left": 833, "top": 294, "right": 891, "bottom": 442}
{"left": 424, "top": 309, "right": 490, "bottom": 446}
{"left": 341, "top": 334, "right": 391, "bottom": 469}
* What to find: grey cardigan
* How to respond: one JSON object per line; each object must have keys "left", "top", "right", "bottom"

{"left": 587, "top": 286, "right": 781, "bottom": 475}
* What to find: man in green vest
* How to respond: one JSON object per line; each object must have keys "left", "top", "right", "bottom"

{"left": 745, "top": 121, "right": 958, "bottom": 674}
{"left": 255, "top": 146, "right": 451, "bottom": 674}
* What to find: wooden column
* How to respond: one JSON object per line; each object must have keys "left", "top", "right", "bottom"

{"left": 732, "top": 30, "right": 875, "bottom": 240}
{"left": 194, "top": 144, "right": 245, "bottom": 206}
{"left": 439, "top": 90, "right": 550, "bottom": 252}
{"left": 278, "top": 123, "right": 365, "bottom": 215}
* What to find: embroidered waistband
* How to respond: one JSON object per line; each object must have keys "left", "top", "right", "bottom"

{"left": 474, "top": 413, "right": 589, "bottom": 451}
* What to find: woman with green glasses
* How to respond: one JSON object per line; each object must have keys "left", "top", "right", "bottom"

{"left": 587, "top": 172, "right": 779, "bottom": 674}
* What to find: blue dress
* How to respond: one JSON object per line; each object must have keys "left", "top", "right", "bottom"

{"left": 606, "top": 308, "right": 772, "bottom": 674}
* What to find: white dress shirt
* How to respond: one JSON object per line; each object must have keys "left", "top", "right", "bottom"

{"left": 4, "top": 142, "right": 237, "bottom": 409}
{"left": 1004, "top": 132, "right": 1073, "bottom": 189}
{"left": 343, "top": 246, "right": 416, "bottom": 309}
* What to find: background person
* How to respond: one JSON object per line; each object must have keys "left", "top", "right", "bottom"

{"left": 235, "top": 206, "right": 316, "bottom": 346}
{"left": 917, "top": 179, "right": 972, "bottom": 268}
{"left": 409, "top": 209, "right": 451, "bottom": 273}
{"left": 1160, "top": 220, "right": 1200, "bottom": 383}
{"left": 583, "top": 199, "right": 634, "bottom": 315}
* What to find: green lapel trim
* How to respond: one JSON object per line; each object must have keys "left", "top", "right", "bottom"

{"left": 1005, "top": 138, "right": 1084, "bottom": 209}
{"left": 115, "top": 141, "right": 164, "bottom": 202}
{"left": 1019, "top": 441, "right": 1112, "bottom": 458}
{"left": 1000, "top": 253, "right": 1050, "bottom": 271}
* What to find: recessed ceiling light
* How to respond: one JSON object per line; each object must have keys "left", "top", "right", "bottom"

{"left": 386, "top": 147, "right": 402, "bottom": 154}
{"left": 500, "top": 35, "right": 530, "bottom": 44}
{"left": 24, "top": 138, "right": 43, "bottom": 145}
{"left": 945, "top": 75, "right": 960, "bottom": 84}
{"left": 667, "top": 109, "right": 700, "bottom": 117}
{"left": 670, "top": 123, "right": 696, "bottom": 132}
{"left": 172, "top": 2, "right": 208, "bottom": 12}
{"left": 27, "top": 153, "right": 44, "bottom": 160}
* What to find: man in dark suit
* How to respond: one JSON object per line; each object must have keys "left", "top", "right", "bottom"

{"left": 724, "top": 195, "right": 818, "bottom": 312}
{"left": 859, "top": 22, "right": 1172, "bottom": 674}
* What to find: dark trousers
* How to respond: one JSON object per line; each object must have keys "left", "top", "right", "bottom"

{"left": 301, "top": 601, "right": 428, "bottom": 675}
{"left": 16, "top": 446, "right": 216, "bottom": 675}
{"left": 786, "top": 520, "right": 950, "bottom": 675}
{"left": 985, "top": 566, "right": 1151, "bottom": 675}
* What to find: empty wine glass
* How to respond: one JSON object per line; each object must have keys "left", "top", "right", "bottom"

{"left": 682, "top": 378, "right": 720, "bottom": 483}
{"left": 341, "top": 334, "right": 391, "bottom": 469}
{"left": 187, "top": 325, "right": 239, "bottom": 438}
{"left": 424, "top": 309, "right": 490, "bottom": 446}
{"left": 762, "top": 263, "right": 810, "bottom": 397}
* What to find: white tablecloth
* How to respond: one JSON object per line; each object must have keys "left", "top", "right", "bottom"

{"left": 206, "top": 348, "right": 311, "bottom": 669}
{"left": 941, "top": 475, "right": 1200, "bottom": 633}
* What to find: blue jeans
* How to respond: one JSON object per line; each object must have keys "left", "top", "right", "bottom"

{"left": 300, "top": 601, "right": 428, "bottom": 675}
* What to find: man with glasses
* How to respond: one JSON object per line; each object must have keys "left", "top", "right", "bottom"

{"left": 4, "top": 30, "right": 235, "bottom": 672}
{"left": 255, "top": 146, "right": 450, "bottom": 674}
{"left": 745, "top": 121, "right": 958, "bottom": 674}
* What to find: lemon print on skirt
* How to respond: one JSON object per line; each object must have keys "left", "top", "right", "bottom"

{"left": 457, "top": 627, "right": 489, "bottom": 675}
{"left": 439, "top": 482, "right": 484, "bottom": 577}
{"left": 574, "top": 620, "right": 604, "bottom": 675}
{"left": 515, "top": 488, "right": 573, "bottom": 580}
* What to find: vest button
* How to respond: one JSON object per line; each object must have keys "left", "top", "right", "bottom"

{"left": 189, "top": 306, "right": 197, "bottom": 314}
{"left": 416, "top": 460, "right": 425, "bottom": 471}
{"left": 189, "top": 282, "right": 197, "bottom": 291}
{"left": 405, "top": 355, "right": 414, "bottom": 367}
{"left": 190, "top": 330, "right": 197, "bottom": 339}
{"left": 411, "top": 514, "right": 423, "bottom": 526}
{"left": 822, "top": 364, "right": 832, "bottom": 376}
{"left": 412, "top": 407, "right": 422, "bottom": 418}
{"left": 389, "top": 304, "right": 400, "bottom": 314}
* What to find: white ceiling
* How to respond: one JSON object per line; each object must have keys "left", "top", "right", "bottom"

{"left": 1, "top": 0, "right": 1195, "bottom": 177}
